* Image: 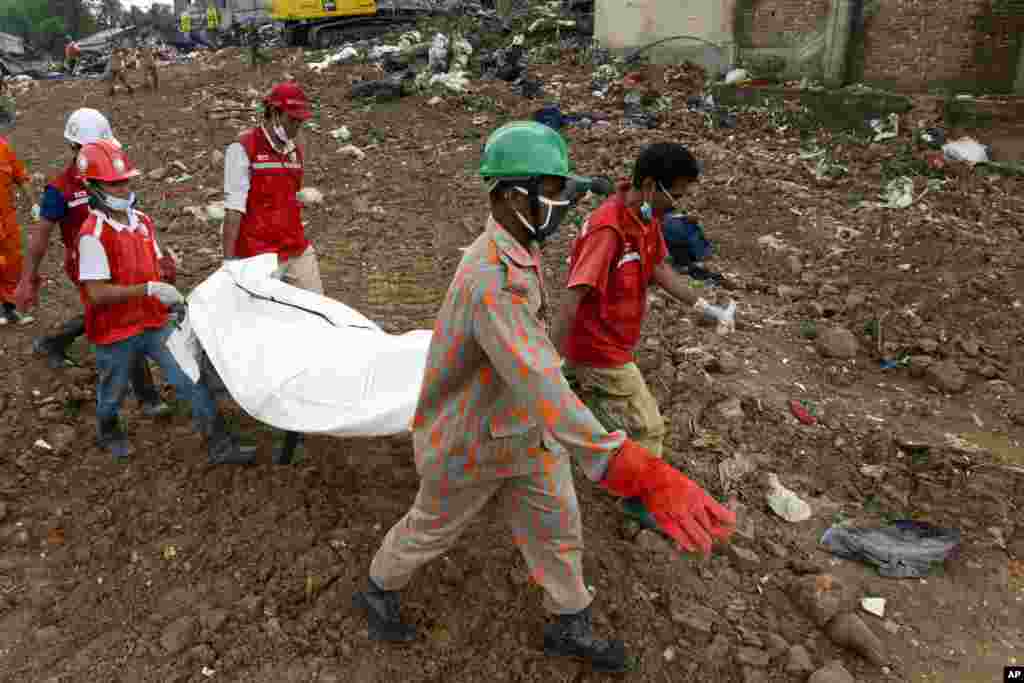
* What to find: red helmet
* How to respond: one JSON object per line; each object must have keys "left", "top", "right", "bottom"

{"left": 76, "top": 140, "right": 140, "bottom": 183}
{"left": 264, "top": 81, "right": 312, "bottom": 121}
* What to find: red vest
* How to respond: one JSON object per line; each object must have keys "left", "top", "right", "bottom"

{"left": 235, "top": 128, "right": 308, "bottom": 260}
{"left": 565, "top": 191, "right": 664, "bottom": 367}
{"left": 79, "top": 211, "right": 168, "bottom": 346}
{"left": 48, "top": 164, "right": 93, "bottom": 285}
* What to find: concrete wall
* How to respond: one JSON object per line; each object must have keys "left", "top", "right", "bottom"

{"left": 593, "top": 0, "right": 737, "bottom": 77}
{"left": 596, "top": 0, "right": 1024, "bottom": 93}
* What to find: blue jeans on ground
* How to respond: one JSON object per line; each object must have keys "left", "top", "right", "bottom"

{"left": 95, "top": 324, "right": 217, "bottom": 430}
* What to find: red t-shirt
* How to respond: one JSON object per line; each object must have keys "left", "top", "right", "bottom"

{"left": 564, "top": 185, "right": 667, "bottom": 367}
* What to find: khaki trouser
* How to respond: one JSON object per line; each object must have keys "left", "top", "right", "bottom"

{"left": 278, "top": 245, "right": 324, "bottom": 294}
{"left": 566, "top": 362, "right": 665, "bottom": 457}
{"left": 370, "top": 452, "right": 593, "bottom": 615}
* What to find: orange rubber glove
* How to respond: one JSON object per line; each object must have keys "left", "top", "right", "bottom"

{"left": 601, "top": 440, "right": 737, "bottom": 553}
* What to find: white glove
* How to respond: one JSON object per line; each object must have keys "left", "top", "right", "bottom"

{"left": 31, "top": 204, "right": 40, "bottom": 222}
{"left": 146, "top": 281, "right": 184, "bottom": 306}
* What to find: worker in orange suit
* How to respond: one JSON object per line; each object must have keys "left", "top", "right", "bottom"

{"left": 0, "top": 134, "right": 34, "bottom": 325}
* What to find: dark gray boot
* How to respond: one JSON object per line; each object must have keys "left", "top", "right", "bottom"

{"left": 33, "top": 315, "right": 85, "bottom": 369}
{"left": 97, "top": 417, "right": 131, "bottom": 461}
{"left": 131, "top": 359, "right": 171, "bottom": 417}
{"left": 353, "top": 579, "right": 417, "bottom": 643}
{"left": 543, "top": 605, "right": 627, "bottom": 672}
{"left": 205, "top": 414, "right": 257, "bottom": 465}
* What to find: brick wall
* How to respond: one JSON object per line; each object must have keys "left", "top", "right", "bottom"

{"left": 740, "top": 0, "right": 831, "bottom": 48}
{"left": 853, "top": 0, "right": 1024, "bottom": 92}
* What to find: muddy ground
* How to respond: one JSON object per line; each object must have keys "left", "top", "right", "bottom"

{"left": 0, "top": 47, "right": 1022, "bottom": 683}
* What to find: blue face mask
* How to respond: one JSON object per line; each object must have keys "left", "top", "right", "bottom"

{"left": 640, "top": 201, "right": 653, "bottom": 222}
{"left": 104, "top": 191, "right": 136, "bottom": 211}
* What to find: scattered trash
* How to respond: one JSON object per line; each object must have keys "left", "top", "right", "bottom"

{"left": 918, "top": 127, "right": 946, "bottom": 149}
{"left": 351, "top": 79, "right": 405, "bottom": 100}
{"left": 205, "top": 202, "right": 226, "bottom": 223}
{"left": 201, "top": 666, "right": 216, "bottom": 678}
{"left": 869, "top": 112, "right": 899, "bottom": 142}
{"left": 162, "top": 544, "right": 178, "bottom": 560}
{"left": 338, "top": 144, "right": 366, "bottom": 160}
{"left": 534, "top": 104, "right": 564, "bottom": 130}
{"left": 942, "top": 136, "right": 989, "bottom": 166}
{"left": 297, "top": 188, "right": 324, "bottom": 205}
{"left": 861, "top": 597, "right": 886, "bottom": 618}
{"left": 429, "top": 71, "right": 471, "bottom": 93}
{"left": 880, "top": 176, "right": 915, "bottom": 209}
{"left": 766, "top": 473, "right": 812, "bottom": 522}
{"left": 428, "top": 33, "right": 450, "bottom": 73}
{"left": 724, "top": 68, "right": 750, "bottom": 85}
{"left": 329, "top": 126, "right": 351, "bottom": 141}
{"left": 789, "top": 399, "right": 817, "bottom": 426}
{"left": 819, "top": 520, "right": 961, "bottom": 578}
{"left": 34, "top": 439, "right": 53, "bottom": 450}
{"left": 859, "top": 464, "right": 886, "bottom": 479}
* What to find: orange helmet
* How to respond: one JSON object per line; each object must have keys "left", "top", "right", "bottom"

{"left": 76, "top": 140, "right": 140, "bottom": 183}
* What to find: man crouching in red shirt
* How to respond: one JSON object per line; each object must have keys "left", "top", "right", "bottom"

{"left": 75, "top": 140, "right": 255, "bottom": 465}
{"left": 551, "top": 143, "right": 735, "bottom": 524}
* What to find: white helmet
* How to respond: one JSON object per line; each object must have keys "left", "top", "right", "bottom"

{"left": 64, "top": 108, "right": 120, "bottom": 148}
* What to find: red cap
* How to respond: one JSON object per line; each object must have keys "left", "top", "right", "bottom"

{"left": 264, "top": 82, "right": 312, "bottom": 121}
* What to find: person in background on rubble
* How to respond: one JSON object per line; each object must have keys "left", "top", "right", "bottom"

{"left": 17, "top": 109, "right": 170, "bottom": 422}
{"left": 140, "top": 43, "right": 159, "bottom": 91}
{"left": 550, "top": 143, "right": 736, "bottom": 528}
{"left": 74, "top": 140, "right": 255, "bottom": 465}
{"left": 206, "top": 3, "right": 221, "bottom": 45}
{"left": 248, "top": 21, "right": 270, "bottom": 72}
{"left": 107, "top": 45, "right": 133, "bottom": 97}
{"left": 0, "top": 132, "right": 35, "bottom": 326}
{"left": 353, "top": 121, "right": 736, "bottom": 671}
{"left": 64, "top": 35, "right": 81, "bottom": 74}
{"left": 222, "top": 81, "right": 318, "bottom": 465}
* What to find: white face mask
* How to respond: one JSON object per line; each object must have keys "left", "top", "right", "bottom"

{"left": 104, "top": 191, "right": 136, "bottom": 211}
{"left": 264, "top": 112, "right": 296, "bottom": 155}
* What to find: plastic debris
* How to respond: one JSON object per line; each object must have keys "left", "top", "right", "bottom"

{"left": 429, "top": 71, "right": 470, "bottom": 94}
{"left": 724, "top": 68, "right": 750, "bottom": 85}
{"left": 329, "top": 126, "right": 351, "bottom": 141}
{"left": 297, "top": 188, "right": 323, "bottom": 205}
{"left": 820, "top": 520, "right": 961, "bottom": 578}
{"left": 861, "top": 597, "right": 886, "bottom": 618}
{"left": 881, "top": 177, "right": 914, "bottom": 209}
{"left": 205, "top": 202, "right": 226, "bottom": 222}
{"left": 789, "top": 399, "right": 817, "bottom": 426}
{"left": 766, "top": 473, "right": 812, "bottom": 522}
{"left": 428, "top": 33, "right": 450, "bottom": 73}
{"left": 869, "top": 113, "right": 899, "bottom": 142}
{"left": 338, "top": 144, "right": 366, "bottom": 160}
{"left": 34, "top": 439, "right": 53, "bottom": 450}
{"left": 942, "top": 137, "right": 989, "bottom": 165}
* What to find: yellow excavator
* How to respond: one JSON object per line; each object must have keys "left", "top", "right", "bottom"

{"left": 268, "top": 0, "right": 438, "bottom": 49}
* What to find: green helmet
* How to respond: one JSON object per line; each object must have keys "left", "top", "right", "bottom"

{"left": 479, "top": 121, "right": 571, "bottom": 181}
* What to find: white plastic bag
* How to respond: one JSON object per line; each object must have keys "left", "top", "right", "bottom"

{"left": 942, "top": 137, "right": 989, "bottom": 165}
{"left": 766, "top": 473, "right": 812, "bottom": 522}
{"left": 724, "top": 68, "right": 749, "bottom": 85}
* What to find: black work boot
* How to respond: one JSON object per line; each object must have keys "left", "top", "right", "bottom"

{"left": 273, "top": 431, "right": 304, "bottom": 465}
{"left": 97, "top": 417, "right": 131, "bottom": 461}
{"left": 205, "top": 414, "right": 257, "bottom": 465}
{"left": 543, "top": 606, "right": 627, "bottom": 672}
{"left": 33, "top": 316, "right": 85, "bottom": 369}
{"left": 353, "top": 579, "right": 417, "bottom": 643}
{"left": 131, "top": 360, "right": 171, "bottom": 417}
